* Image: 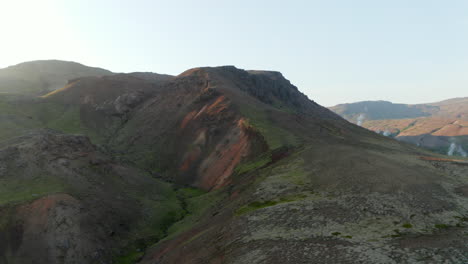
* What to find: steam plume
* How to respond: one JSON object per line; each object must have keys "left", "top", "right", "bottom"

{"left": 458, "top": 145, "right": 467, "bottom": 157}
{"left": 447, "top": 143, "right": 467, "bottom": 157}
{"left": 357, "top": 114, "right": 365, "bottom": 126}
{"left": 448, "top": 143, "right": 457, "bottom": 156}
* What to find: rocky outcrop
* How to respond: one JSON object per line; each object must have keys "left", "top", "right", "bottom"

{"left": 0, "top": 130, "right": 180, "bottom": 263}
{"left": 6, "top": 194, "right": 97, "bottom": 264}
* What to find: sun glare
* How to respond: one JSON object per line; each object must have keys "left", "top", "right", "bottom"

{"left": 0, "top": 0, "right": 73, "bottom": 67}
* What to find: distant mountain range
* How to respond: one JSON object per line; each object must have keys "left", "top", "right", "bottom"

{"left": 330, "top": 98, "right": 468, "bottom": 156}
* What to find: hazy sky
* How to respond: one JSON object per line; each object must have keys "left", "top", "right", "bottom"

{"left": 1, "top": 0, "right": 467, "bottom": 106}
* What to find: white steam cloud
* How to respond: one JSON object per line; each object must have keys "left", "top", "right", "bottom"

{"left": 357, "top": 114, "right": 365, "bottom": 126}
{"left": 458, "top": 146, "right": 467, "bottom": 157}
{"left": 374, "top": 129, "right": 391, "bottom": 137}
{"left": 447, "top": 143, "right": 467, "bottom": 157}
{"left": 448, "top": 143, "right": 457, "bottom": 156}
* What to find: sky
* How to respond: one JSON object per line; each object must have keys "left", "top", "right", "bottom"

{"left": 0, "top": 0, "right": 467, "bottom": 106}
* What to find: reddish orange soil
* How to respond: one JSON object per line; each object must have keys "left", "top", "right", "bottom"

{"left": 419, "top": 156, "right": 468, "bottom": 163}
{"left": 198, "top": 119, "right": 252, "bottom": 190}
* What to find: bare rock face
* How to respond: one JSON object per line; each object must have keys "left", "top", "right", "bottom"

{"left": 0, "top": 131, "right": 107, "bottom": 263}
{"left": 114, "top": 92, "right": 146, "bottom": 115}
{"left": 0, "top": 130, "right": 175, "bottom": 264}
{"left": 11, "top": 194, "right": 98, "bottom": 264}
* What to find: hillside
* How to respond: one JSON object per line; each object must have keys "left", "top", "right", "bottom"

{"left": 0, "top": 63, "right": 467, "bottom": 263}
{"left": 0, "top": 60, "right": 112, "bottom": 95}
{"left": 330, "top": 99, "right": 468, "bottom": 156}
{"left": 0, "top": 130, "right": 183, "bottom": 263}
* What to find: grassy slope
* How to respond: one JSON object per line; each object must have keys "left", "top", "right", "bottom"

{"left": 0, "top": 94, "right": 84, "bottom": 142}
{"left": 0, "top": 176, "right": 66, "bottom": 206}
{"left": 115, "top": 187, "right": 224, "bottom": 264}
{"left": 238, "top": 103, "right": 299, "bottom": 150}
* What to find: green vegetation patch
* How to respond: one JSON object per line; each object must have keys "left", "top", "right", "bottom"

{"left": 0, "top": 95, "right": 43, "bottom": 141}
{"left": 165, "top": 188, "right": 223, "bottom": 238}
{"left": 236, "top": 193, "right": 309, "bottom": 216}
{"left": 235, "top": 152, "right": 272, "bottom": 175}
{"left": 402, "top": 223, "right": 413, "bottom": 228}
{"left": 113, "top": 181, "right": 185, "bottom": 264}
{"left": 434, "top": 224, "right": 449, "bottom": 229}
{"left": 37, "top": 103, "right": 82, "bottom": 134}
{"left": 124, "top": 182, "right": 184, "bottom": 242}
{"left": 114, "top": 250, "right": 144, "bottom": 264}
{"left": 268, "top": 152, "right": 309, "bottom": 186}
{"left": 0, "top": 176, "right": 66, "bottom": 206}
{"left": 239, "top": 104, "right": 298, "bottom": 149}
{"left": 0, "top": 95, "right": 86, "bottom": 142}
{"left": 236, "top": 200, "right": 279, "bottom": 215}
{"left": 123, "top": 188, "right": 224, "bottom": 264}
{"left": 176, "top": 187, "right": 206, "bottom": 199}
